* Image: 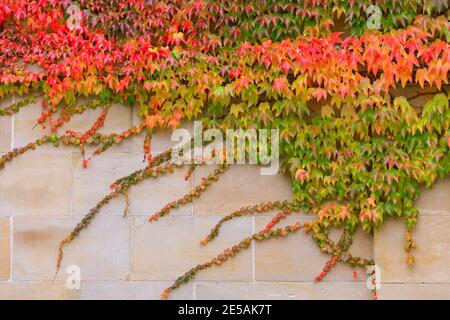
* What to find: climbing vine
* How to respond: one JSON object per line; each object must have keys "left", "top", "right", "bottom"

{"left": 0, "top": 0, "right": 449, "bottom": 299}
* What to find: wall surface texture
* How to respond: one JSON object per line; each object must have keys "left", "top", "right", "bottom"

{"left": 0, "top": 91, "right": 449, "bottom": 300}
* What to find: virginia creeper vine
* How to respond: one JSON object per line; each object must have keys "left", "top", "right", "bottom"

{"left": 0, "top": 0, "right": 449, "bottom": 299}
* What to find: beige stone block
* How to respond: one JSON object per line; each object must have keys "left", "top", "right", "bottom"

{"left": 0, "top": 152, "right": 72, "bottom": 216}
{"left": 378, "top": 284, "right": 450, "bottom": 300}
{"left": 193, "top": 165, "right": 293, "bottom": 216}
{"left": 0, "top": 281, "right": 67, "bottom": 300}
{"left": 81, "top": 281, "right": 193, "bottom": 300}
{"left": 415, "top": 178, "right": 450, "bottom": 214}
{"left": 125, "top": 164, "right": 193, "bottom": 216}
{"left": 0, "top": 217, "right": 10, "bottom": 280}
{"left": 255, "top": 215, "right": 373, "bottom": 282}
{"left": 59, "top": 103, "right": 134, "bottom": 153}
{"left": 132, "top": 216, "right": 253, "bottom": 281}
{"left": 0, "top": 117, "right": 12, "bottom": 153}
{"left": 13, "top": 96, "right": 51, "bottom": 149}
{"left": 0, "top": 96, "right": 14, "bottom": 152}
{"left": 14, "top": 99, "right": 133, "bottom": 152}
{"left": 195, "top": 282, "right": 315, "bottom": 300}
{"left": 72, "top": 152, "right": 141, "bottom": 216}
{"left": 80, "top": 103, "right": 133, "bottom": 135}
{"left": 73, "top": 152, "right": 194, "bottom": 216}
{"left": 13, "top": 216, "right": 130, "bottom": 281}
{"left": 374, "top": 216, "right": 450, "bottom": 283}
{"left": 64, "top": 287, "right": 82, "bottom": 300}
{"left": 316, "top": 282, "right": 372, "bottom": 300}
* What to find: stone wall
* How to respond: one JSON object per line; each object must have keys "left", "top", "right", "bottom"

{"left": 0, "top": 93, "right": 449, "bottom": 300}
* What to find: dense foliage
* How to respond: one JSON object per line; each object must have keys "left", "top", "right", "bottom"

{"left": 0, "top": 0, "right": 449, "bottom": 299}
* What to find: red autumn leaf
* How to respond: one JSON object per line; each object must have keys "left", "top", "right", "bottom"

{"left": 312, "top": 88, "right": 327, "bottom": 101}
{"left": 280, "top": 60, "right": 291, "bottom": 75}
{"left": 273, "top": 77, "right": 288, "bottom": 94}
{"left": 295, "top": 168, "right": 310, "bottom": 182}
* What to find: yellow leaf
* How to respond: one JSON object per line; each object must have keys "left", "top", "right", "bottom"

{"left": 259, "top": 102, "right": 271, "bottom": 113}
{"left": 341, "top": 104, "right": 356, "bottom": 119}
{"left": 230, "top": 103, "right": 244, "bottom": 117}
{"left": 321, "top": 105, "right": 334, "bottom": 118}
